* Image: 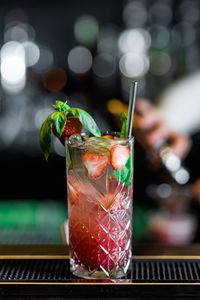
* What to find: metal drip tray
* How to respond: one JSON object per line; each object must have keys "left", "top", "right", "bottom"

{"left": 1, "top": 258, "right": 200, "bottom": 282}
{"left": 1, "top": 245, "right": 200, "bottom": 297}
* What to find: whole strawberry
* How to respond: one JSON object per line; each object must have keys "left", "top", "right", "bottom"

{"left": 52, "top": 117, "right": 82, "bottom": 146}
{"left": 40, "top": 100, "right": 101, "bottom": 161}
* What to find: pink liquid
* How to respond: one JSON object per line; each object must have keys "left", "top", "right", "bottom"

{"left": 67, "top": 172, "right": 133, "bottom": 275}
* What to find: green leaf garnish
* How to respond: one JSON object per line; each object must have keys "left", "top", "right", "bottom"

{"left": 40, "top": 111, "right": 67, "bottom": 161}
{"left": 67, "top": 108, "right": 101, "bottom": 137}
{"left": 51, "top": 111, "right": 66, "bottom": 138}
{"left": 52, "top": 100, "right": 70, "bottom": 112}
{"left": 120, "top": 112, "right": 127, "bottom": 138}
{"left": 39, "top": 100, "right": 101, "bottom": 160}
{"left": 114, "top": 153, "right": 133, "bottom": 186}
{"left": 39, "top": 116, "right": 52, "bottom": 161}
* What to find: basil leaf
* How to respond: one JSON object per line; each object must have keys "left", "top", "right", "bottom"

{"left": 52, "top": 100, "right": 70, "bottom": 112}
{"left": 67, "top": 108, "right": 101, "bottom": 137}
{"left": 39, "top": 116, "right": 52, "bottom": 161}
{"left": 120, "top": 112, "right": 127, "bottom": 138}
{"left": 78, "top": 109, "right": 101, "bottom": 137}
{"left": 114, "top": 153, "right": 133, "bottom": 186}
{"left": 51, "top": 111, "right": 67, "bottom": 138}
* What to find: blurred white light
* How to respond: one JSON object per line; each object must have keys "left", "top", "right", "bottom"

{"left": 119, "top": 53, "right": 149, "bottom": 79}
{"left": 33, "top": 45, "right": 54, "bottom": 73}
{"left": 0, "top": 41, "right": 26, "bottom": 93}
{"left": 162, "top": 153, "right": 181, "bottom": 172}
{"left": 4, "top": 24, "right": 28, "bottom": 42}
{"left": 122, "top": 1, "right": 147, "bottom": 27}
{"left": 157, "top": 183, "right": 172, "bottom": 198}
{"left": 68, "top": 46, "right": 92, "bottom": 75}
{"left": 1, "top": 56, "right": 25, "bottom": 84}
{"left": 1, "top": 41, "right": 25, "bottom": 61}
{"left": 1, "top": 76, "right": 26, "bottom": 94}
{"left": 118, "top": 29, "right": 151, "bottom": 55}
{"left": 173, "top": 168, "right": 190, "bottom": 185}
{"left": 4, "top": 22, "right": 36, "bottom": 42}
{"left": 93, "top": 53, "right": 116, "bottom": 79}
{"left": 159, "top": 72, "right": 200, "bottom": 134}
{"left": 22, "top": 41, "right": 40, "bottom": 67}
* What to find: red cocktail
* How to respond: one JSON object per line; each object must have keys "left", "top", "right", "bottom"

{"left": 67, "top": 133, "right": 133, "bottom": 279}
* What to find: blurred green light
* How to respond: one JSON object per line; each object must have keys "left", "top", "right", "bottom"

{"left": 74, "top": 15, "right": 99, "bottom": 46}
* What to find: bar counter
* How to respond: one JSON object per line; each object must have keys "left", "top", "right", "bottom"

{"left": 1, "top": 244, "right": 200, "bottom": 299}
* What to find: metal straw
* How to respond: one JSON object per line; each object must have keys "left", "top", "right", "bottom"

{"left": 126, "top": 81, "right": 138, "bottom": 138}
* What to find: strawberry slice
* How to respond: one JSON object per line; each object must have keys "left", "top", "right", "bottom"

{"left": 82, "top": 152, "right": 109, "bottom": 179}
{"left": 53, "top": 117, "right": 82, "bottom": 146}
{"left": 110, "top": 144, "right": 130, "bottom": 170}
{"left": 102, "top": 135, "right": 113, "bottom": 139}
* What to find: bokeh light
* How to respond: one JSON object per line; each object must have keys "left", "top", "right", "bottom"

{"left": 106, "top": 98, "right": 128, "bottom": 116}
{"left": 74, "top": 15, "right": 99, "bottom": 46}
{"left": 171, "top": 22, "right": 196, "bottom": 48}
{"left": 0, "top": 41, "right": 26, "bottom": 93}
{"left": 173, "top": 168, "right": 190, "bottom": 185}
{"left": 22, "top": 41, "right": 40, "bottom": 67}
{"left": 162, "top": 152, "right": 181, "bottom": 172}
{"left": 67, "top": 46, "right": 92, "bottom": 75}
{"left": 149, "top": 2, "right": 172, "bottom": 26}
{"left": 118, "top": 28, "right": 151, "bottom": 56}
{"left": 4, "top": 23, "right": 29, "bottom": 42}
{"left": 1, "top": 41, "right": 25, "bottom": 61}
{"left": 1, "top": 55, "right": 25, "bottom": 84}
{"left": 149, "top": 25, "right": 170, "bottom": 49}
{"left": 42, "top": 67, "right": 67, "bottom": 92}
{"left": 122, "top": 1, "right": 147, "bottom": 27}
{"left": 97, "top": 25, "right": 119, "bottom": 57}
{"left": 33, "top": 45, "right": 54, "bottom": 73}
{"left": 177, "top": 0, "right": 200, "bottom": 24}
{"left": 92, "top": 53, "right": 116, "bottom": 79}
{"left": 157, "top": 183, "right": 172, "bottom": 199}
{"left": 119, "top": 53, "right": 149, "bottom": 79}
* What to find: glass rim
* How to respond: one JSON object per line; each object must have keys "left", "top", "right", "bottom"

{"left": 66, "top": 131, "right": 134, "bottom": 146}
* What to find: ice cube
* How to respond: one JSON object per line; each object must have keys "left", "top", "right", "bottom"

{"left": 67, "top": 170, "right": 103, "bottom": 203}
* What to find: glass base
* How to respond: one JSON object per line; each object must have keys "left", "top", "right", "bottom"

{"left": 70, "top": 258, "right": 131, "bottom": 279}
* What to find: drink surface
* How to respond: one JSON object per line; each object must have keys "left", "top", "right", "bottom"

{"left": 67, "top": 134, "right": 133, "bottom": 278}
